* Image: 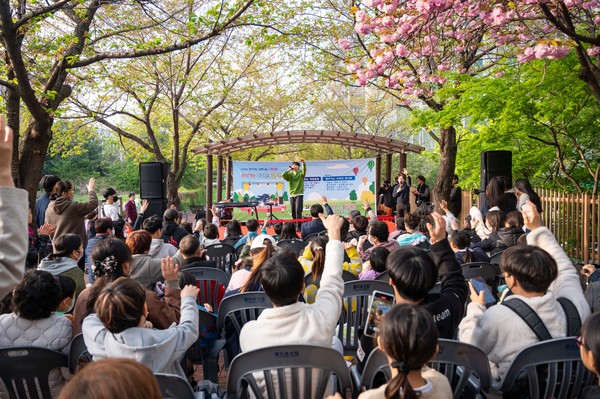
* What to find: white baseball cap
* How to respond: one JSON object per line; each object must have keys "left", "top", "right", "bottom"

{"left": 249, "top": 234, "right": 278, "bottom": 251}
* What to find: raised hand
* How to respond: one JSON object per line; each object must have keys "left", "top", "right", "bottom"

{"left": 86, "top": 177, "right": 95, "bottom": 192}
{"left": 161, "top": 257, "right": 179, "bottom": 282}
{"left": 0, "top": 115, "right": 14, "bottom": 187}
{"left": 318, "top": 213, "right": 344, "bottom": 241}
{"left": 426, "top": 212, "right": 447, "bottom": 244}
{"left": 38, "top": 223, "right": 55, "bottom": 236}
{"left": 140, "top": 199, "right": 149, "bottom": 214}
{"left": 522, "top": 200, "right": 542, "bottom": 231}
{"left": 181, "top": 284, "right": 200, "bottom": 299}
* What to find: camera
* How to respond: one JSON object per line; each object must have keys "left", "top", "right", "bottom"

{"left": 113, "top": 195, "right": 120, "bottom": 202}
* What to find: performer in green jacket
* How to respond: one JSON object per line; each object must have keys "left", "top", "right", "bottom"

{"left": 281, "top": 159, "right": 306, "bottom": 228}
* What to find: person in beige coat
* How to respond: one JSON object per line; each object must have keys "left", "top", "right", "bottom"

{"left": 45, "top": 178, "right": 98, "bottom": 250}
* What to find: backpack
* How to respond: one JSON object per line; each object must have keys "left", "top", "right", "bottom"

{"left": 502, "top": 296, "right": 581, "bottom": 340}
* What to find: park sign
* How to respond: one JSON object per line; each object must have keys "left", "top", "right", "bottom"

{"left": 231, "top": 159, "right": 376, "bottom": 220}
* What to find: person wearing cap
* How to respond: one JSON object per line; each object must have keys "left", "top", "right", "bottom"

{"left": 225, "top": 234, "right": 278, "bottom": 294}
{"left": 101, "top": 187, "right": 121, "bottom": 221}
{"left": 281, "top": 159, "right": 306, "bottom": 228}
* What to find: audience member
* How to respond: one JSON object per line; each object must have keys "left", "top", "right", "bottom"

{"left": 357, "top": 220, "right": 399, "bottom": 262}
{"left": 202, "top": 223, "right": 221, "bottom": 247}
{"left": 514, "top": 178, "right": 543, "bottom": 213}
{"left": 124, "top": 193, "right": 138, "bottom": 224}
{"left": 579, "top": 312, "right": 600, "bottom": 398}
{"left": 459, "top": 201, "right": 590, "bottom": 384}
{"left": 272, "top": 222, "right": 283, "bottom": 240}
{"left": 58, "top": 358, "right": 162, "bottom": 399}
{"left": 300, "top": 236, "right": 329, "bottom": 304}
{"left": 45, "top": 178, "right": 98, "bottom": 257}
{"left": 359, "top": 246, "right": 389, "bottom": 280}
{"left": 388, "top": 217, "right": 407, "bottom": 241}
{"left": 193, "top": 218, "right": 206, "bottom": 242}
{"left": 475, "top": 210, "right": 523, "bottom": 255}
{"left": 356, "top": 305, "right": 452, "bottom": 399}
{"left": 448, "top": 230, "right": 490, "bottom": 265}
{"left": 481, "top": 176, "right": 515, "bottom": 217}
{"left": 38, "top": 234, "right": 86, "bottom": 301}
{"left": 101, "top": 187, "right": 121, "bottom": 221}
{"left": 143, "top": 216, "right": 177, "bottom": 259}
{"left": 301, "top": 198, "right": 334, "bottom": 239}
{"left": 357, "top": 213, "right": 468, "bottom": 372}
{"left": 85, "top": 217, "right": 113, "bottom": 284}
{"left": 279, "top": 222, "right": 300, "bottom": 241}
{"left": 54, "top": 275, "right": 77, "bottom": 318}
{"left": 179, "top": 235, "right": 215, "bottom": 270}
{"left": 161, "top": 209, "right": 188, "bottom": 247}
{"left": 581, "top": 263, "right": 600, "bottom": 313}
{"left": 234, "top": 218, "right": 260, "bottom": 249}
{"left": 0, "top": 117, "right": 28, "bottom": 299}
{"left": 126, "top": 230, "right": 163, "bottom": 290}
{"left": 0, "top": 270, "right": 72, "bottom": 397}
{"left": 35, "top": 174, "right": 61, "bottom": 228}
{"left": 396, "top": 213, "right": 429, "bottom": 247}
{"left": 378, "top": 179, "right": 394, "bottom": 216}
{"left": 449, "top": 174, "right": 462, "bottom": 218}
{"left": 227, "top": 234, "right": 277, "bottom": 293}
{"left": 82, "top": 277, "right": 198, "bottom": 379}
{"left": 27, "top": 208, "right": 53, "bottom": 269}
{"left": 346, "top": 215, "right": 369, "bottom": 243}
{"left": 73, "top": 238, "right": 181, "bottom": 335}
{"left": 239, "top": 213, "right": 345, "bottom": 353}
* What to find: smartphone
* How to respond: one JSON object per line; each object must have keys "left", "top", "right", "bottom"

{"left": 521, "top": 203, "right": 533, "bottom": 218}
{"left": 470, "top": 277, "right": 496, "bottom": 305}
{"left": 364, "top": 290, "right": 395, "bottom": 337}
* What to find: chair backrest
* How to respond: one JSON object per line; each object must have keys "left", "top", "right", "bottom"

{"left": 302, "top": 230, "right": 326, "bottom": 243}
{"left": 217, "top": 292, "right": 273, "bottom": 333}
{"left": 0, "top": 346, "right": 69, "bottom": 399}
{"left": 155, "top": 373, "right": 196, "bottom": 399}
{"left": 205, "top": 243, "right": 236, "bottom": 273}
{"left": 226, "top": 344, "right": 352, "bottom": 399}
{"left": 357, "top": 348, "right": 391, "bottom": 392}
{"left": 337, "top": 280, "right": 394, "bottom": 356}
{"left": 69, "top": 333, "right": 92, "bottom": 374}
{"left": 489, "top": 251, "right": 503, "bottom": 265}
{"left": 276, "top": 239, "right": 308, "bottom": 256}
{"left": 430, "top": 339, "right": 492, "bottom": 398}
{"left": 461, "top": 262, "right": 501, "bottom": 284}
{"left": 497, "top": 337, "right": 597, "bottom": 398}
{"left": 185, "top": 267, "right": 230, "bottom": 312}
{"left": 375, "top": 270, "right": 389, "bottom": 282}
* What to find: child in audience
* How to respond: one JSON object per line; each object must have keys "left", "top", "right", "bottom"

{"left": 357, "top": 304, "right": 452, "bottom": 399}
{"left": 0, "top": 270, "right": 72, "bottom": 397}
{"left": 54, "top": 275, "right": 76, "bottom": 319}
{"left": 239, "top": 213, "right": 345, "bottom": 351}
{"left": 58, "top": 358, "right": 162, "bottom": 399}
{"left": 359, "top": 246, "right": 389, "bottom": 280}
{"left": 82, "top": 277, "right": 199, "bottom": 379}
{"left": 448, "top": 230, "right": 489, "bottom": 265}
{"left": 579, "top": 312, "right": 600, "bottom": 398}
{"left": 38, "top": 234, "right": 86, "bottom": 301}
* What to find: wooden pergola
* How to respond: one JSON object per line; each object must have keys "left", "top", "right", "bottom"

{"left": 191, "top": 130, "right": 425, "bottom": 217}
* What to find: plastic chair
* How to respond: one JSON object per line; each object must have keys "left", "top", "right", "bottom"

{"left": 351, "top": 348, "right": 390, "bottom": 394}
{"left": 461, "top": 262, "right": 501, "bottom": 289}
{"left": 430, "top": 339, "right": 493, "bottom": 398}
{"left": 185, "top": 267, "right": 230, "bottom": 313}
{"left": 204, "top": 243, "right": 236, "bottom": 274}
{"left": 276, "top": 239, "right": 308, "bottom": 256}
{"left": 155, "top": 373, "right": 196, "bottom": 399}
{"left": 0, "top": 346, "right": 69, "bottom": 399}
{"left": 337, "top": 280, "right": 394, "bottom": 357}
{"left": 302, "top": 230, "right": 327, "bottom": 243}
{"left": 305, "top": 270, "right": 357, "bottom": 288}
{"left": 216, "top": 292, "right": 273, "bottom": 334}
{"left": 226, "top": 344, "right": 352, "bottom": 399}
{"left": 186, "top": 309, "right": 224, "bottom": 384}
{"left": 489, "top": 251, "right": 503, "bottom": 265}
{"left": 69, "top": 333, "right": 92, "bottom": 374}
{"left": 495, "top": 337, "right": 597, "bottom": 398}
{"left": 375, "top": 270, "right": 389, "bottom": 282}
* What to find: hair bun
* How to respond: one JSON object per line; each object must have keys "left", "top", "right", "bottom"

{"left": 92, "top": 255, "right": 118, "bottom": 277}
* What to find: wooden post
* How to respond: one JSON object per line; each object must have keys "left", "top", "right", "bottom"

{"left": 216, "top": 156, "right": 223, "bottom": 202}
{"left": 399, "top": 152, "right": 407, "bottom": 173}
{"left": 226, "top": 156, "right": 232, "bottom": 200}
{"left": 583, "top": 192, "right": 590, "bottom": 264}
{"left": 206, "top": 154, "right": 213, "bottom": 220}
{"left": 385, "top": 153, "right": 392, "bottom": 182}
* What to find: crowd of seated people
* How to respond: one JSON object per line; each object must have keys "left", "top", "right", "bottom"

{"left": 3, "top": 115, "right": 600, "bottom": 399}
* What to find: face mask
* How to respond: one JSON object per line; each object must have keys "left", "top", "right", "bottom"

{"left": 56, "top": 297, "right": 74, "bottom": 316}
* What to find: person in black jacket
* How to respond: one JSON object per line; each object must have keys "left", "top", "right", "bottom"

{"left": 412, "top": 175, "right": 431, "bottom": 208}
{"left": 161, "top": 209, "right": 188, "bottom": 248}
{"left": 356, "top": 212, "right": 468, "bottom": 372}
{"left": 377, "top": 180, "right": 394, "bottom": 216}
{"left": 392, "top": 174, "right": 410, "bottom": 218}
{"left": 579, "top": 312, "right": 600, "bottom": 399}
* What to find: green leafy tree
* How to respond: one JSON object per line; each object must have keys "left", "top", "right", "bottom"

{"left": 349, "top": 190, "right": 357, "bottom": 201}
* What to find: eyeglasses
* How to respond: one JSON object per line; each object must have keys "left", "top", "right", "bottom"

{"left": 576, "top": 335, "right": 589, "bottom": 350}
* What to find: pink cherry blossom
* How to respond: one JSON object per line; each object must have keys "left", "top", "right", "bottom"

{"left": 338, "top": 38, "right": 352, "bottom": 50}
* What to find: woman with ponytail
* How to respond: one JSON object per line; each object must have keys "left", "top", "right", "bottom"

{"left": 72, "top": 238, "right": 182, "bottom": 335}
{"left": 299, "top": 236, "right": 328, "bottom": 304}
{"left": 359, "top": 304, "right": 452, "bottom": 399}
{"left": 38, "top": 234, "right": 86, "bottom": 301}
{"left": 226, "top": 234, "right": 278, "bottom": 294}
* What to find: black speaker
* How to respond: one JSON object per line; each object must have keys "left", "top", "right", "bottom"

{"left": 144, "top": 199, "right": 168, "bottom": 219}
{"left": 139, "top": 162, "right": 168, "bottom": 199}
{"left": 480, "top": 151, "right": 512, "bottom": 190}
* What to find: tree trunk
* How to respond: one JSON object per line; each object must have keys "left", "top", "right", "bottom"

{"left": 166, "top": 170, "right": 181, "bottom": 209}
{"left": 433, "top": 126, "right": 457, "bottom": 206}
{"left": 18, "top": 120, "right": 53, "bottom": 207}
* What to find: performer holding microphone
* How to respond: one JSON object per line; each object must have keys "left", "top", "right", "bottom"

{"left": 281, "top": 159, "right": 306, "bottom": 229}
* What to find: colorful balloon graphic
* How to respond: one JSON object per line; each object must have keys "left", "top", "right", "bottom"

{"left": 352, "top": 167, "right": 359, "bottom": 175}
{"left": 362, "top": 177, "right": 368, "bottom": 184}
{"left": 367, "top": 160, "right": 375, "bottom": 171}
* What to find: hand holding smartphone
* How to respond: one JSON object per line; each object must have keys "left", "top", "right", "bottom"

{"left": 364, "top": 290, "right": 395, "bottom": 337}
{"left": 469, "top": 277, "right": 496, "bottom": 306}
